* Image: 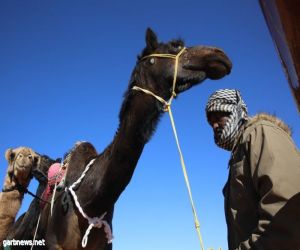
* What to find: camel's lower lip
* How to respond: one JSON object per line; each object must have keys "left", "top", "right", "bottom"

{"left": 209, "top": 60, "right": 232, "bottom": 74}
{"left": 205, "top": 61, "right": 231, "bottom": 80}
{"left": 177, "top": 82, "right": 192, "bottom": 92}
{"left": 17, "top": 165, "right": 29, "bottom": 170}
{"left": 176, "top": 72, "right": 207, "bottom": 92}
{"left": 183, "top": 56, "right": 232, "bottom": 77}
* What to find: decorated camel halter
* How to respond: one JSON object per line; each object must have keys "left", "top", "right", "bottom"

{"left": 132, "top": 47, "right": 205, "bottom": 250}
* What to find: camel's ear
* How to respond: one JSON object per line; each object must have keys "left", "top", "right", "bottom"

{"left": 146, "top": 28, "right": 158, "bottom": 50}
{"left": 5, "top": 148, "right": 15, "bottom": 164}
{"left": 55, "top": 158, "right": 62, "bottom": 163}
{"left": 34, "top": 154, "right": 40, "bottom": 166}
{"left": 5, "top": 149, "right": 14, "bottom": 181}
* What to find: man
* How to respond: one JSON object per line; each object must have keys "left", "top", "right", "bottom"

{"left": 205, "top": 89, "right": 300, "bottom": 250}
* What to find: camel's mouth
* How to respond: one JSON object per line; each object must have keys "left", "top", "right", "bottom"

{"left": 16, "top": 164, "right": 31, "bottom": 172}
{"left": 182, "top": 47, "right": 232, "bottom": 81}
{"left": 175, "top": 71, "right": 207, "bottom": 93}
{"left": 205, "top": 58, "right": 232, "bottom": 80}
{"left": 183, "top": 58, "right": 231, "bottom": 81}
{"left": 175, "top": 55, "right": 231, "bottom": 93}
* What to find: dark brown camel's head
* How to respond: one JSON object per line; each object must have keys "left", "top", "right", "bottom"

{"left": 31, "top": 154, "right": 60, "bottom": 184}
{"left": 131, "top": 28, "right": 232, "bottom": 100}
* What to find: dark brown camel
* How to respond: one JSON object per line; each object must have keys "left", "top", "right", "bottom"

{"left": 41, "top": 28, "right": 232, "bottom": 250}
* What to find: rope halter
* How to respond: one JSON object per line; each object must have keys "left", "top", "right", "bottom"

{"left": 132, "top": 47, "right": 186, "bottom": 111}
{"left": 132, "top": 46, "right": 205, "bottom": 250}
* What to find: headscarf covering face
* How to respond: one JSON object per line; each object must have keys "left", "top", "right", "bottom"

{"left": 205, "top": 89, "right": 248, "bottom": 151}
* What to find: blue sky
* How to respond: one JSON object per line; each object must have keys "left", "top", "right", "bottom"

{"left": 0, "top": 1, "right": 299, "bottom": 250}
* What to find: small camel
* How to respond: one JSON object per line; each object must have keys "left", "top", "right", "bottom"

{"left": 41, "top": 28, "right": 232, "bottom": 250}
{"left": 0, "top": 147, "right": 40, "bottom": 246}
{"left": 6, "top": 154, "right": 58, "bottom": 247}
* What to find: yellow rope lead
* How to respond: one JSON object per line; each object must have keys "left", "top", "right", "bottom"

{"left": 132, "top": 85, "right": 206, "bottom": 249}
{"left": 130, "top": 87, "right": 206, "bottom": 250}
{"left": 166, "top": 106, "right": 205, "bottom": 250}
{"left": 133, "top": 46, "right": 206, "bottom": 250}
{"left": 132, "top": 86, "right": 168, "bottom": 107}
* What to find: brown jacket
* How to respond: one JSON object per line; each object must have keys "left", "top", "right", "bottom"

{"left": 224, "top": 113, "right": 300, "bottom": 250}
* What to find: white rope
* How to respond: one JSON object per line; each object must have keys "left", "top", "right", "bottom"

{"left": 68, "top": 158, "right": 113, "bottom": 248}
{"left": 50, "top": 158, "right": 64, "bottom": 216}
{"left": 30, "top": 212, "right": 41, "bottom": 250}
{"left": 81, "top": 214, "right": 113, "bottom": 247}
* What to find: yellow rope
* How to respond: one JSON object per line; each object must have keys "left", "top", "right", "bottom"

{"left": 132, "top": 86, "right": 205, "bottom": 250}
{"left": 141, "top": 47, "right": 186, "bottom": 101}
{"left": 141, "top": 54, "right": 178, "bottom": 60}
{"left": 132, "top": 86, "right": 168, "bottom": 107}
{"left": 132, "top": 46, "right": 206, "bottom": 250}
{"left": 166, "top": 105, "right": 205, "bottom": 250}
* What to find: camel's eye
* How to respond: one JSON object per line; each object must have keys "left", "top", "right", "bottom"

{"left": 149, "top": 58, "right": 155, "bottom": 65}
{"left": 18, "top": 154, "right": 23, "bottom": 158}
{"left": 28, "top": 154, "right": 33, "bottom": 159}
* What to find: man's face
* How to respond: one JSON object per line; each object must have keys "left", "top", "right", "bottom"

{"left": 207, "top": 111, "right": 231, "bottom": 141}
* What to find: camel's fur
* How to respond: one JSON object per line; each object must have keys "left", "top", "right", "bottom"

{"left": 0, "top": 147, "right": 39, "bottom": 246}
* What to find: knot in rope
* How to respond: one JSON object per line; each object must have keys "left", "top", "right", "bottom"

{"left": 132, "top": 86, "right": 171, "bottom": 112}
{"left": 82, "top": 214, "right": 113, "bottom": 248}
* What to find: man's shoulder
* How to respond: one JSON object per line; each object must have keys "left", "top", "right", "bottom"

{"left": 242, "top": 113, "right": 292, "bottom": 139}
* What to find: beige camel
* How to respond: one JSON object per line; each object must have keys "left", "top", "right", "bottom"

{"left": 0, "top": 147, "right": 39, "bottom": 247}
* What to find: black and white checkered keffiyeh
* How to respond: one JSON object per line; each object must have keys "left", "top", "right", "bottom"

{"left": 205, "top": 89, "right": 248, "bottom": 151}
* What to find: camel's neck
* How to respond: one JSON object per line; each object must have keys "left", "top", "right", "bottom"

{"left": 109, "top": 64, "right": 170, "bottom": 163}
{"left": 118, "top": 90, "right": 163, "bottom": 144}
{"left": 110, "top": 89, "right": 163, "bottom": 166}
{"left": 0, "top": 177, "right": 26, "bottom": 244}
{"left": 0, "top": 187, "right": 24, "bottom": 210}
{"left": 94, "top": 89, "right": 163, "bottom": 207}
{"left": 2, "top": 173, "right": 31, "bottom": 192}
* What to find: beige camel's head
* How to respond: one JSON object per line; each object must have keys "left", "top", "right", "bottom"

{"left": 4, "top": 147, "right": 40, "bottom": 187}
